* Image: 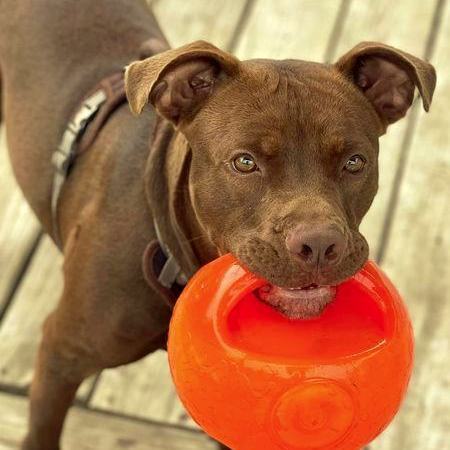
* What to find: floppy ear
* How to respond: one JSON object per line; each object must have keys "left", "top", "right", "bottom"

{"left": 125, "top": 40, "right": 239, "bottom": 124}
{"left": 335, "top": 42, "right": 436, "bottom": 127}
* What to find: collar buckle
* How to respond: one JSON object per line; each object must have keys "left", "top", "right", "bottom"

{"left": 153, "top": 219, "right": 188, "bottom": 289}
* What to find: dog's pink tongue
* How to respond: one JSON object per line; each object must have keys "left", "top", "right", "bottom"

{"left": 257, "top": 285, "right": 336, "bottom": 319}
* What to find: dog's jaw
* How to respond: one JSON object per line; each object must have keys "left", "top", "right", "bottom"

{"left": 256, "top": 285, "right": 337, "bottom": 319}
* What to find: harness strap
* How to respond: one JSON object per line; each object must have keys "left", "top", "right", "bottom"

{"left": 51, "top": 70, "right": 189, "bottom": 303}
{"left": 51, "top": 72, "right": 127, "bottom": 245}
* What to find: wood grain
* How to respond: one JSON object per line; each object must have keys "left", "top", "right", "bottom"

{"left": 91, "top": 350, "right": 196, "bottom": 427}
{"left": 153, "top": 0, "right": 249, "bottom": 49}
{"left": 0, "top": 236, "right": 94, "bottom": 399}
{"left": 0, "top": 126, "right": 40, "bottom": 312}
{"left": 371, "top": 3, "right": 450, "bottom": 449}
{"left": 0, "top": 391, "right": 216, "bottom": 450}
{"left": 330, "top": 0, "right": 438, "bottom": 258}
{"left": 234, "top": 0, "right": 342, "bottom": 61}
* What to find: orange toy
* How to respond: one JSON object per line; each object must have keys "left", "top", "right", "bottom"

{"left": 168, "top": 254, "right": 414, "bottom": 450}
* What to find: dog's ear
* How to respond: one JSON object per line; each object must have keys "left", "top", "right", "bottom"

{"left": 125, "top": 40, "right": 239, "bottom": 124}
{"left": 335, "top": 42, "right": 436, "bottom": 127}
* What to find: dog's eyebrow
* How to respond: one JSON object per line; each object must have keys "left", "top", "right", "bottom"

{"left": 325, "top": 135, "right": 346, "bottom": 154}
{"left": 331, "top": 136, "right": 371, "bottom": 157}
{"left": 257, "top": 132, "right": 283, "bottom": 157}
{"left": 258, "top": 146, "right": 280, "bottom": 158}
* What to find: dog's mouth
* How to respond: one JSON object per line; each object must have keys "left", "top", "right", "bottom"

{"left": 256, "top": 283, "right": 337, "bottom": 319}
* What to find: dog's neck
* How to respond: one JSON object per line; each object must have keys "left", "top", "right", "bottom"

{"left": 145, "top": 117, "right": 219, "bottom": 278}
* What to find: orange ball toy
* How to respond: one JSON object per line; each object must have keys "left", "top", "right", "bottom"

{"left": 168, "top": 254, "right": 414, "bottom": 450}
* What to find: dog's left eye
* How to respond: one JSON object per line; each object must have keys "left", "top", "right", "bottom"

{"left": 344, "top": 154, "right": 366, "bottom": 173}
{"left": 232, "top": 154, "right": 258, "bottom": 173}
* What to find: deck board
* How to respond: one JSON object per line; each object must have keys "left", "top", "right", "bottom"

{"left": 0, "top": 127, "right": 40, "bottom": 313}
{"left": 153, "top": 0, "right": 250, "bottom": 49}
{"left": 0, "top": 392, "right": 216, "bottom": 450}
{"left": 234, "top": 0, "right": 343, "bottom": 61}
{"left": 371, "top": 3, "right": 450, "bottom": 448}
{"left": 91, "top": 351, "right": 196, "bottom": 427}
{"left": 0, "top": 236, "right": 95, "bottom": 399}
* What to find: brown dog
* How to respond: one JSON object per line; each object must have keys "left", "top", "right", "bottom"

{"left": 0, "top": 0, "right": 436, "bottom": 449}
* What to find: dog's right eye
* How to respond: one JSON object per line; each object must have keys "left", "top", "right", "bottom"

{"left": 344, "top": 154, "right": 366, "bottom": 174}
{"left": 232, "top": 154, "right": 258, "bottom": 173}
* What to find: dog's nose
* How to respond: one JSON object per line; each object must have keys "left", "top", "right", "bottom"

{"left": 286, "top": 224, "right": 346, "bottom": 269}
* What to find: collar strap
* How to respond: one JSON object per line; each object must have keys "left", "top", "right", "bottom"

{"left": 51, "top": 72, "right": 127, "bottom": 246}
{"left": 153, "top": 219, "right": 188, "bottom": 288}
{"left": 142, "top": 240, "right": 187, "bottom": 308}
{"left": 143, "top": 220, "right": 188, "bottom": 308}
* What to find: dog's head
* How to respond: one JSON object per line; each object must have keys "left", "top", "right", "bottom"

{"left": 126, "top": 41, "right": 436, "bottom": 318}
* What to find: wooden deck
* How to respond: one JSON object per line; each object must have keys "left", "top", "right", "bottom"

{"left": 0, "top": 0, "right": 449, "bottom": 449}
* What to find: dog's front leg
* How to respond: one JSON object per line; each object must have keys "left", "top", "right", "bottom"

{"left": 21, "top": 310, "right": 96, "bottom": 450}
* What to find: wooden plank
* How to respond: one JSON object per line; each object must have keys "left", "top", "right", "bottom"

{"left": 0, "top": 392, "right": 216, "bottom": 450}
{"left": 90, "top": 0, "right": 249, "bottom": 426}
{"left": 330, "top": 0, "right": 438, "bottom": 258}
{"left": 0, "top": 125, "right": 40, "bottom": 312}
{"left": 234, "top": 0, "right": 342, "bottom": 61}
{"left": 92, "top": 351, "right": 196, "bottom": 428}
{"left": 370, "top": 3, "right": 450, "bottom": 449}
{"left": 0, "top": 236, "right": 94, "bottom": 399}
{"left": 153, "top": 0, "right": 249, "bottom": 48}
